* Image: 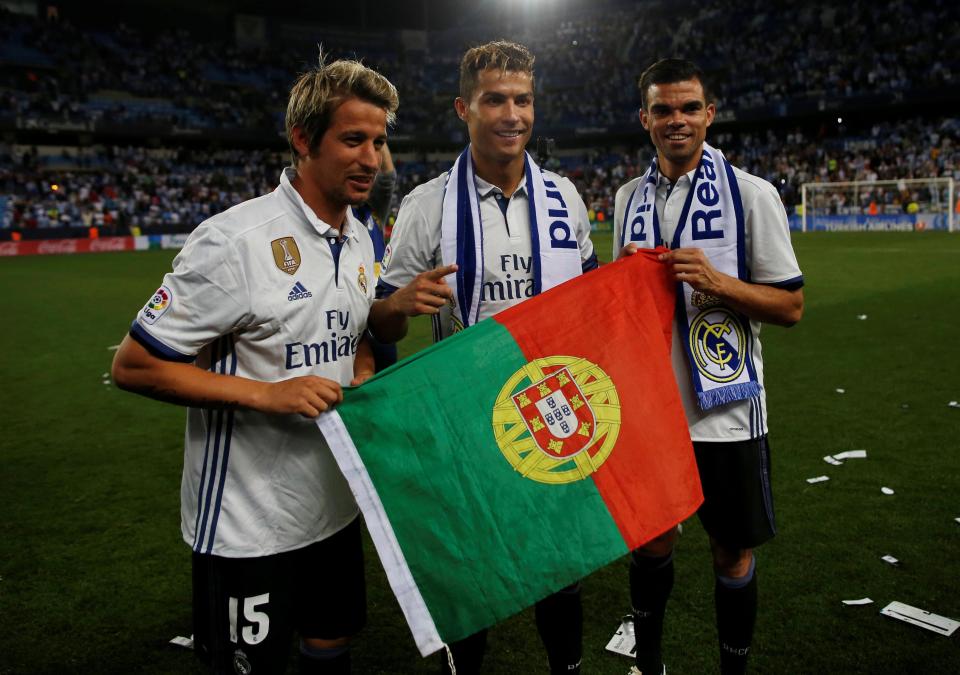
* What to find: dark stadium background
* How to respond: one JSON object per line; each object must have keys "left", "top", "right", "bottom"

{"left": 1, "top": 1, "right": 959, "bottom": 673}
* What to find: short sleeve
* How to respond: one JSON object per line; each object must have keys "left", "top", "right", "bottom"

{"left": 131, "top": 222, "right": 250, "bottom": 361}
{"left": 377, "top": 190, "right": 439, "bottom": 294}
{"left": 742, "top": 176, "right": 803, "bottom": 287}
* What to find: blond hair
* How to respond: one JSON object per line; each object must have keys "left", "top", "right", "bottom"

{"left": 285, "top": 54, "right": 399, "bottom": 165}
{"left": 459, "top": 40, "right": 535, "bottom": 101}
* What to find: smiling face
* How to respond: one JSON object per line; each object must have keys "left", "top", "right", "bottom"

{"left": 455, "top": 68, "right": 534, "bottom": 171}
{"left": 291, "top": 96, "right": 387, "bottom": 226}
{"left": 640, "top": 77, "right": 715, "bottom": 181}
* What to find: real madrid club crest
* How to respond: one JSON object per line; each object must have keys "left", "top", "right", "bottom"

{"left": 689, "top": 307, "right": 747, "bottom": 383}
{"left": 358, "top": 264, "right": 368, "bottom": 293}
{"left": 492, "top": 356, "right": 621, "bottom": 484}
{"left": 271, "top": 236, "right": 301, "bottom": 275}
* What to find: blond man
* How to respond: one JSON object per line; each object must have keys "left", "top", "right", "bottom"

{"left": 113, "top": 57, "right": 416, "bottom": 674}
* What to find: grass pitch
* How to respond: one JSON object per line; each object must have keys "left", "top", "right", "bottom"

{"left": 1, "top": 232, "right": 959, "bottom": 673}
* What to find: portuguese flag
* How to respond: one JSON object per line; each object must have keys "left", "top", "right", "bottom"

{"left": 318, "top": 250, "right": 702, "bottom": 656}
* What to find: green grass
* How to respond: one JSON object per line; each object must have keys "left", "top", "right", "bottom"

{"left": 1, "top": 232, "right": 959, "bottom": 673}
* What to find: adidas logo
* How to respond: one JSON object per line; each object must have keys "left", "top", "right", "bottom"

{"left": 288, "top": 281, "right": 313, "bottom": 301}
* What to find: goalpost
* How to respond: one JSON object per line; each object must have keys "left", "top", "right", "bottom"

{"left": 800, "top": 177, "right": 955, "bottom": 233}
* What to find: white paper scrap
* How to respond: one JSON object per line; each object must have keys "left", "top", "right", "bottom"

{"left": 833, "top": 449, "right": 867, "bottom": 460}
{"left": 881, "top": 555, "right": 899, "bottom": 565}
{"left": 605, "top": 618, "right": 636, "bottom": 658}
{"left": 824, "top": 455, "right": 843, "bottom": 466}
{"left": 857, "top": 314, "right": 868, "bottom": 320}
{"left": 835, "top": 388, "right": 846, "bottom": 394}
{"left": 880, "top": 601, "right": 959, "bottom": 637}
{"left": 881, "top": 487, "right": 895, "bottom": 495}
{"left": 842, "top": 598, "right": 873, "bottom": 606}
{"left": 949, "top": 401, "right": 959, "bottom": 408}
{"left": 169, "top": 635, "right": 194, "bottom": 649}
{"left": 807, "top": 475, "right": 830, "bottom": 484}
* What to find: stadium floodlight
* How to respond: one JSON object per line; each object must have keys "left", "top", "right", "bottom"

{"left": 801, "top": 177, "right": 955, "bottom": 233}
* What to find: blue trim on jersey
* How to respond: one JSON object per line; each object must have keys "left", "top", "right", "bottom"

{"left": 129, "top": 322, "right": 194, "bottom": 363}
{"left": 765, "top": 275, "right": 804, "bottom": 290}
{"left": 193, "top": 335, "right": 235, "bottom": 553}
{"left": 525, "top": 160, "right": 543, "bottom": 296}
{"left": 375, "top": 279, "right": 398, "bottom": 299}
{"left": 205, "top": 336, "right": 237, "bottom": 553}
{"left": 192, "top": 337, "right": 220, "bottom": 549}
{"left": 581, "top": 252, "right": 599, "bottom": 272}
{"left": 328, "top": 237, "right": 344, "bottom": 285}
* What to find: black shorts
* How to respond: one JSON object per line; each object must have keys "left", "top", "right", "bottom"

{"left": 192, "top": 516, "right": 366, "bottom": 674}
{"left": 693, "top": 436, "right": 776, "bottom": 550}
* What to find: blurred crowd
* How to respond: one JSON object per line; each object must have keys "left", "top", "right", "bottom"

{"left": 1, "top": 0, "right": 956, "bottom": 137}
{"left": 3, "top": 116, "right": 957, "bottom": 232}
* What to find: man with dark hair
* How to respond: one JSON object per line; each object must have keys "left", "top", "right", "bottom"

{"left": 370, "top": 40, "right": 597, "bottom": 675}
{"left": 112, "top": 57, "right": 431, "bottom": 674}
{"left": 615, "top": 58, "right": 804, "bottom": 675}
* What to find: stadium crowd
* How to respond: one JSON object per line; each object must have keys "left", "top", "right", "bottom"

{"left": 1, "top": 0, "right": 956, "bottom": 136}
{"left": 3, "top": 116, "right": 958, "bottom": 233}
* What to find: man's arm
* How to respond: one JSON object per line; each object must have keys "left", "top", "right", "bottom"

{"left": 111, "top": 335, "right": 342, "bottom": 418}
{"left": 351, "top": 335, "right": 375, "bottom": 386}
{"left": 658, "top": 248, "right": 804, "bottom": 326}
{"left": 367, "top": 143, "right": 397, "bottom": 228}
{"left": 368, "top": 264, "right": 457, "bottom": 343}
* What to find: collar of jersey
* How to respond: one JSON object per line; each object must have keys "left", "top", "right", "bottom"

{"left": 474, "top": 172, "right": 529, "bottom": 200}
{"left": 657, "top": 165, "right": 697, "bottom": 190}
{"left": 278, "top": 167, "right": 360, "bottom": 241}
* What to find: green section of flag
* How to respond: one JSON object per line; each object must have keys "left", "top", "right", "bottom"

{"left": 338, "top": 319, "right": 627, "bottom": 642}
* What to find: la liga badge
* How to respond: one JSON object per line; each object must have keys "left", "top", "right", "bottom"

{"left": 492, "top": 356, "right": 621, "bottom": 484}
{"left": 141, "top": 285, "right": 172, "bottom": 324}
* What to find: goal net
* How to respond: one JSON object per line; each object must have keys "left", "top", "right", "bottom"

{"left": 800, "top": 177, "right": 955, "bottom": 232}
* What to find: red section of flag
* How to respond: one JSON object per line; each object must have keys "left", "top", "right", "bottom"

{"left": 493, "top": 250, "right": 702, "bottom": 550}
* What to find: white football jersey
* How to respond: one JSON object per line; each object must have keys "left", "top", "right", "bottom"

{"left": 379, "top": 169, "right": 595, "bottom": 339}
{"left": 614, "top": 164, "right": 803, "bottom": 442}
{"left": 131, "top": 168, "right": 375, "bottom": 557}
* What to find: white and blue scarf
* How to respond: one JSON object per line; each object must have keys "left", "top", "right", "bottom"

{"left": 440, "top": 146, "right": 581, "bottom": 332}
{"left": 620, "top": 143, "right": 761, "bottom": 410}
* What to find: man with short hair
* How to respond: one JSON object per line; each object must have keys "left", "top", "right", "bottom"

{"left": 370, "top": 40, "right": 597, "bottom": 675}
{"left": 112, "top": 57, "right": 427, "bottom": 674}
{"left": 615, "top": 58, "right": 804, "bottom": 675}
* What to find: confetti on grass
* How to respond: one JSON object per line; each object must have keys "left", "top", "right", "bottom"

{"left": 833, "top": 450, "right": 867, "bottom": 460}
